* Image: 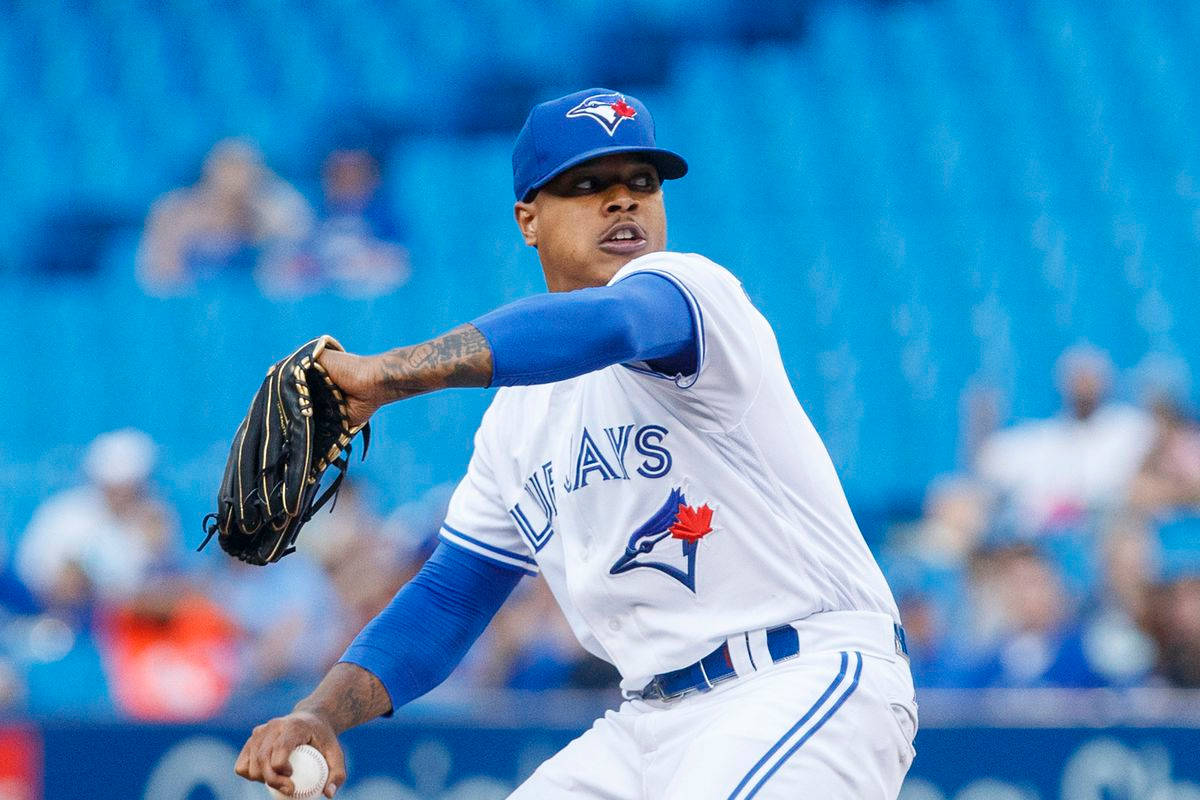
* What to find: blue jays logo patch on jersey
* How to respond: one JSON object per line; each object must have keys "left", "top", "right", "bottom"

{"left": 609, "top": 487, "right": 715, "bottom": 592}
{"left": 566, "top": 93, "right": 638, "bottom": 136}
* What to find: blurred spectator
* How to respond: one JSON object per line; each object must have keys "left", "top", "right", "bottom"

{"left": 1143, "top": 515, "right": 1200, "bottom": 686}
{"left": 962, "top": 545, "right": 1106, "bottom": 688}
{"left": 891, "top": 476, "right": 992, "bottom": 573}
{"left": 16, "top": 429, "right": 180, "bottom": 616}
{"left": 1072, "top": 518, "right": 1157, "bottom": 686}
{"left": 322, "top": 149, "right": 404, "bottom": 241}
{"left": 10, "top": 429, "right": 186, "bottom": 718}
{"left": 299, "top": 482, "right": 414, "bottom": 652}
{"left": 96, "top": 584, "right": 238, "bottom": 720}
{"left": 975, "top": 345, "right": 1154, "bottom": 535}
{"left": 257, "top": 148, "right": 410, "bottom": 297}
{"left": 882, "top": 477, "right": 992, "bottom": 686}
{"left": 1129, "top": 395, "right": 1200, "bottom": 513}
{"left": 137, "top": 138, "right": 313, "bottom": 294}
{"left": 209, "top": 553, "right": 346, "bottom": 692}
{"left": 1144, "top": 577, "right": 1200, "bottom": 687}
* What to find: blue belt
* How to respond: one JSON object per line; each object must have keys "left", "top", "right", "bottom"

{"left": 637, "top": 622, "right": 909, "bottom": 702}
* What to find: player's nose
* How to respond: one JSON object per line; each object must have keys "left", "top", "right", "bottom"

{"left": 603, "top": 184, "right": 638, "bottom": 214}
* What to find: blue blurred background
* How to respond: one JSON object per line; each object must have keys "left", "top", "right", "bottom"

{"left": 2, "top": 0, "right": 1200, "bottom": 797}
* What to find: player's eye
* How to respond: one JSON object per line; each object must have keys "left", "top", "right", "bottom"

{"left": 572, "top": 176, "right": 600, "bottom": 193}
{"left": 629, "top": 172, "right": 657, "bottom": 191}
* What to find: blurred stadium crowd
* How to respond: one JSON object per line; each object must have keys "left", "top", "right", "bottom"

{"left": 0, "top": 427, "right": 617, "bottom": 720}
{"left": 2, "top": 0, "right": 1199, "bottom": 725}
{"left": 888, "top": 346, "right": 1200, "bottom": 690}
{"left": 2, "top": 336, "right": 1199, "bottom": 720}
{"left": 137, "top": 138, "right": 410, "bottom": 298}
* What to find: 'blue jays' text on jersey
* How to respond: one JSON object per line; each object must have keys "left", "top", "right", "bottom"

{"left": 440, "top": 252, "right": 900, "bottom": 693}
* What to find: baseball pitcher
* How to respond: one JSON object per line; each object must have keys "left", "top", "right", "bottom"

{"left": 232, "top": 88, "right": 918, "bottom": 799}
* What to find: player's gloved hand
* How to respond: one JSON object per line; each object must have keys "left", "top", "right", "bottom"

{"left": 235, "top": 710, "right": 346, "bottom": 798}
{"left": 317, "top": 348, "right": 387, "bottom": 429}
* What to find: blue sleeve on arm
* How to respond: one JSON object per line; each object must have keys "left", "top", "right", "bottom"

{"left": 339, "top": 541, "right": 523, "bottom": 713}
{"left": 472, "top": 271, "right": 698, "bottom": 387}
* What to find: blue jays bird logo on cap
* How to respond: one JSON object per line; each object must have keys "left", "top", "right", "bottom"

{"left": 566, "top": 93, "right": 638, "bottom": 136}
{"left": 610, "top": 487, "right": 715, "bottom": 592}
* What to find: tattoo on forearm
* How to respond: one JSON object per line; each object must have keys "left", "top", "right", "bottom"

{"left": 296, "top": 662, "right": 392, "bottom": 732}
{"left": 379, "top": 324, "right": 493, "bottom": 401}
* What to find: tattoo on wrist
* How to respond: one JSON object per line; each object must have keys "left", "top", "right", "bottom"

{"left": 297, "top": 662, "right": 392, "bottom": 732}
{"left": 379, "top": 324, "right": 493, "bottom": 400}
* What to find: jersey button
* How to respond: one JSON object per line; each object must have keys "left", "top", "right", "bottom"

{"left": 608, "top": 618, "right": 622, "bottom": 632}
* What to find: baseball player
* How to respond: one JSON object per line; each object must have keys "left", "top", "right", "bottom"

{"left": 235, "top": 88, "right": 918, "bottom": 799}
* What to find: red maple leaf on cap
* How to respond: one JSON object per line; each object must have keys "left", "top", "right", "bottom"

{"left": 611, "top": 99, "right": 637, "bottom": 119}
{"left": 670, "top": 503, "right": 714, "bottom": 542}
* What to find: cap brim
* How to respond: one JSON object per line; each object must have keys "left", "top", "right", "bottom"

{"left": 523, "top": 146, "right": 688, "bottom": 201}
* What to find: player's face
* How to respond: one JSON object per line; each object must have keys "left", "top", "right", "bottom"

{"left": 514, "top": 154, "right": 667, "bottom": 292}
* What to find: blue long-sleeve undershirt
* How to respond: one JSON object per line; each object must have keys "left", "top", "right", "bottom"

{"left": 339, "top": 541, "right": 523, "bottom": 712}
{"left": 472, "top": 271, "right": 698, "bottom": 387}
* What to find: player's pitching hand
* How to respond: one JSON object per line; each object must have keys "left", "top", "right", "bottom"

{"left": 235, "top": 711, "right": 346, "bottom": 798}
{"left": 316, "top": 348, "right": 385, "bottom": 429}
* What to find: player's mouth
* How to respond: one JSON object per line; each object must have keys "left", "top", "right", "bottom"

{"left": 598, "top": 221, "right": 648, "bottom": 256}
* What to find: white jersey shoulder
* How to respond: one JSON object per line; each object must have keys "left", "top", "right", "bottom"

{"left": 442, "top": 251, "right": 899, "bottom": 691}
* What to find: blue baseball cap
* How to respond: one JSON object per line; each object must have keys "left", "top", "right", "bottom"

{"left": 512, "top": 88, "right": 688, "bottom": 201}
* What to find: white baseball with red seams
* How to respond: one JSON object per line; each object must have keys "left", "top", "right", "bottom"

{"left": 267, "top": 745, "right": 328, "bottom": 800}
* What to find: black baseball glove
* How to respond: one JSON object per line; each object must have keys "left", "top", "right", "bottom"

{"left": 200, "top": 335, "right": 370, "bottom": 565}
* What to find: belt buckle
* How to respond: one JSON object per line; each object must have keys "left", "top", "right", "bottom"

{"left": 639, "top": 677, "right": 666, "bottom": 702}
{"left": 639, "top": 676, "right": 697, "bottom": 703}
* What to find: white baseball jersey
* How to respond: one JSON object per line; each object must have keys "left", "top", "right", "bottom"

{"left": 441, "top": 251, "right": 899, "bottom": 693}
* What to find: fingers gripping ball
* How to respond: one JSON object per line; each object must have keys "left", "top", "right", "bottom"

{"left": 199, "top": 335, "right": 371, "bottom": 565}
{"left": 267, "top": 745, "right": 329, "bottom": 799}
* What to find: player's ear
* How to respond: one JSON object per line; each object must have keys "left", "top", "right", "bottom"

{"left": 514, "top": 201, "right": 538, "bottom": 247}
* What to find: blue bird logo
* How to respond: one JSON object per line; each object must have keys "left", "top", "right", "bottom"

{"left": 565, "top": 93, "right": 638, "bottom": 136}
{"left": 609, "top": 487, "right": 715, "bottom": 592}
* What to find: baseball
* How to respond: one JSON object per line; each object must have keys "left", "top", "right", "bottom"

{"left": 266, "top": 744, "right": 329, "bottom": 800}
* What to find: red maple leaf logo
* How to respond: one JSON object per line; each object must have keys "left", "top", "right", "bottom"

{"left": 611, "top": 99, "right": 637, "bottom": 119}
{"left": 670, "top": 503, "right": 714, "bottom": 542}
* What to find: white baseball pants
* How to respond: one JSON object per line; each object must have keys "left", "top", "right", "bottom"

{"left": 509, "top": 613, "right": 918, "bottom": 799}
